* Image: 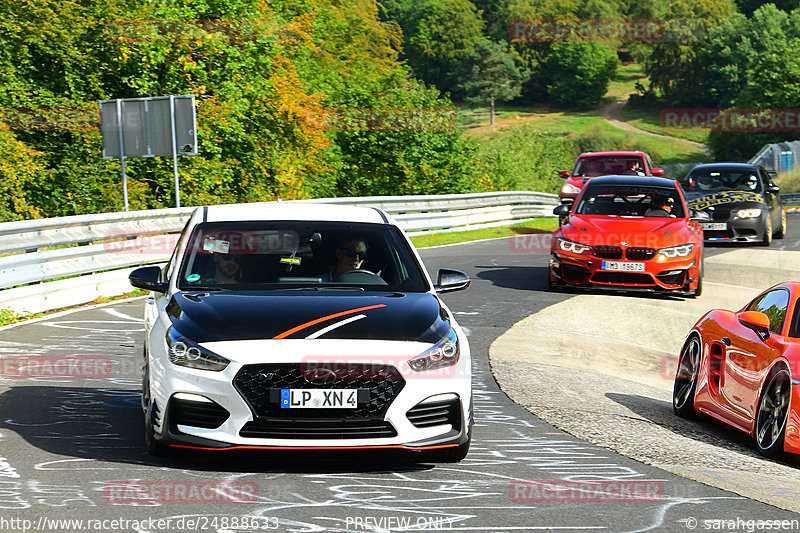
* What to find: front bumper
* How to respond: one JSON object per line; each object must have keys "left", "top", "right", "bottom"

{"left": 701, "top": 212, "right": 767, "bottom": 243}
{"left": 550, "top": 250, "right": 699, "bottom": 292}
{"left": 146, "top": 339, "right": 472, "bottom": 452}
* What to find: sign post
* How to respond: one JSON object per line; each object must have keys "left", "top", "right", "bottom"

{"left": 100, "top": 95, "right": 197, "bottom": 210}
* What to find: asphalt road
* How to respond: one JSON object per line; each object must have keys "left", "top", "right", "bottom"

{"left": 0, "top": 216, "right": 797, "bottom": 532}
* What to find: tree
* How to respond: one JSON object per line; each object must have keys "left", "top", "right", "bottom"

{"left": 399, "top": 0, "right": 485, "bottom": 93}
{"left": 453, "top": 40, "right": 529, "bottom": 126}
{"left": 543, "top": 41, "right": 618, "bottom": 108}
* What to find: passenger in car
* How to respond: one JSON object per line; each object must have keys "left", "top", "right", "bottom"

{"left": 319, "top": 237, "right": 368, "bottom": 281}
{"left": 209, "top": 253, "right": 242, "bottom": 283}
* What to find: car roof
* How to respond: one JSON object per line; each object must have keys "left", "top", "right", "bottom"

{"left": 578, "top": 151, "right": 648, "bottom": 157}
{"left": 200, "top": 202, "right": 390, "bottom": 224}
{"left": 688, "top": 163, "right": 758, "bottom": 171}
{"left": 584, "top": 175, "right": 677, "bottom": 187}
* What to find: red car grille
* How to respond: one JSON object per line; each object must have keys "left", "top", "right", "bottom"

{"left": 591, "top": 245, "right": 622, "bottom": 259}
{"left": 625, "top": 247, "right": 656, "bottom": 260}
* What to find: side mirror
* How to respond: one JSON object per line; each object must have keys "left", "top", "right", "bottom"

{"left": 690, "top": 209, "right": 710, "bottom": 221}
{"left": 738, "top": 311, "right": 770, "bottom": 340}
{"left": 768, "top": 184, "right": 781, "bottom": 193}
{"left": 558, "top": 170, "right": 569, "bottom": 178}
{"left": 129, "top": 266, "right": 168, "bottom": 293}
{"left": 651, "top": 167, "right": 665, "bottom": 177}
{"left": 553, "top": 204, "right": 571, "bottom": 217}
{"left": 435, "top": 269, "right": 470, "bottom": 293}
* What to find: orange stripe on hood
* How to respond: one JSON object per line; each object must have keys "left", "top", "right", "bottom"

{"left": 272, "top": 304, "right": 387, "bottom": 339}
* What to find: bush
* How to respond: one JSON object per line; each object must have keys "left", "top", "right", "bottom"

{"left": 544, "top": 42, "right": 619, "bottom": 109}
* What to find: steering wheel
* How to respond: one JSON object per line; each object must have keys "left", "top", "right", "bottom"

{"left": 334, "top": 269, "right": 388, "bottom": 285}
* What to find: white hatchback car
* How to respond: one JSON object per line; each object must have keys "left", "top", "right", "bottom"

{"left": 129, "top": 203, "right": 472, "bottom": 461}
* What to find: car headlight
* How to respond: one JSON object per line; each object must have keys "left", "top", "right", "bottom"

{"left": 408, "top": 328, "right": 459, "bottom": 372}
{"left": 736, "top": 208, "right": 762, "bottom": 219}
{"left": 658, "top": 244, "right": 694, "bottom": 258}
{"left": 557, "top": 238, "right": 591, "bottom": 255}
{"left": 561, "top": 182, "right": 581, "bottom": 194}
{"left": 166, "top": 327, "right": 229, "bottom": 371}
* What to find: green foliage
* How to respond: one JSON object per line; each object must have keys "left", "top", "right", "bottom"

{"left": 453, "top": 40, "right": 529, "bottom": 107}
{"left": 0, "top": 0, "right": 490, "bottom": 221}
{"left": 399, "top": 0, "right": 485, "bottom": 92}
{"left": 643, "top": 0, "right": 736, "bottom": 106}
{"left": 543, "top": 42, "right": 619, "bottom": 108}
{"left": 476, "top": 125, "right": 575, "bottom": 192}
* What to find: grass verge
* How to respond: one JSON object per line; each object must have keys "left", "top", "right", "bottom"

{"left": 620, "top": 105, "right": 710, "bottom": 144}
{"left": 0, "top": 288, "right": 148, "bottom": 327}
{"left": 411, "top": 218, "right": 558, "bottom": 248}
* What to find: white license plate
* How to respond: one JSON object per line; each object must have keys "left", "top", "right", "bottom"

{"left": 281, "top": 389, "right": 358, "bottom": 409}
{"left": 601, "top": 261, "right": 645, "bottom": 272}
{"left": 701, "top": 222, "right": 727, "bottom": 230}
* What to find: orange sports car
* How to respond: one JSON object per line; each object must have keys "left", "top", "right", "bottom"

{"left": 673, "top": 282, "right": 800, "bottom": 457}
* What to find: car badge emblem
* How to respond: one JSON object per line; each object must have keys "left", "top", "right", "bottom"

{"left": 620, "top": 241, "right": 628, "bottom": 246}
{"left": 304, "top": 367, "right": 337, "bottom": 382}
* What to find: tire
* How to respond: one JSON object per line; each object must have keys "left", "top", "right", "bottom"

{"left": 774, "top": 210, "right": 786, "bottom": 239}
{"left": 692, "top": 260, "right": 703, "bottom": 298}
{"left": 673, "top": 335, "right": 701, "bottom": 418}
{"left": 760, "top": 215, "right": 772, "bottom": 246}
{"left": 754, "top": 368, "right": 791, "bottom": 458}
{"left": 142, "top": 366, "right": 166, "bottom": 456}
{"left": 144, "top": 410, "right": 166, "bottom": 456}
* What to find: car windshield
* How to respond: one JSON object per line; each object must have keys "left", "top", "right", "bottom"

{"left": 682, "top": 169, "right": 763, "bottom": 193}
{"left": 573, "top": 156, "right": 645, "bottom": 177}
{"left": 574, "top": 184, "right": 686, "bottom": 218}
{"left": 176, "top": 221, "right": 429, "bottom": 292}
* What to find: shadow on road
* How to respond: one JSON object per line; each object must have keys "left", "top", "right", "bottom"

{"left": 605, "top": 392, "right": 800, "bottom": 469}
{"left": 0, "top": 385, "right": 433, "bottom": 473}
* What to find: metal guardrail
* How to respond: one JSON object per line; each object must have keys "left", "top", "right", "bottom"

{"left": 782, "top": 192, "right": 800, "bottom": 204}
{"left": 0, "top": 192, "right": 558, "bottom": 315}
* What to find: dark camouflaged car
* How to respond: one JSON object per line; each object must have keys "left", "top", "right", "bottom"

{"left": 681, "top": 163, "right": 785, "bottom": 245}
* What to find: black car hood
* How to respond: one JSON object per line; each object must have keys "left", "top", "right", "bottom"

{"left": 685, "top": 190, "right": 766, "bottom": 211}
{"left": 166, "top": 291, "right": 450, "bottom": 343}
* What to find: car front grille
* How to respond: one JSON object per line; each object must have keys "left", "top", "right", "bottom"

{"left": 592, "top": 245, "right": 622, "bottom": 259}
{"left": 625, "top": 247, "right": 656, "bottom": 260}
{"left": 233, "top": 363, "right": 405, "bottom": 421}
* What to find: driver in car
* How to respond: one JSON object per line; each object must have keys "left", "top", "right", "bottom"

{"left": 319, "top": 237, "right": 368, "bottom": 281}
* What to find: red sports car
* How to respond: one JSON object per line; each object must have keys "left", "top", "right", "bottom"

{"left": 558, "top": 151, "right": 665, "bottom": 204}
{"left": 673, "top": 282, "right": 800, "bottom": 457}
{"left": 549, "top": 176, "right": 704, "bottom": 296}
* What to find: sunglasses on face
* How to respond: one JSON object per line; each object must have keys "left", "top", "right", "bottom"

{"left": 341, "top": 247, "right": 367, "bottom": 260}
{"left": 219, "top": 255, "right": 240, "bottom": 263}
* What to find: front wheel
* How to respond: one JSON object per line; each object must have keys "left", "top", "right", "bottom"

{"left": 774, "top": 210, "right": 786, "bottom": 239}
{"left": 754, "top": 369, "right": 790, "bottom": 457}
{"left": 760, "top": 215, "right": 773, "bottom": 246}
{"left": 142, "top": 367, "right": 166, "bottom": 456}
{"left": 673, "top": 336, "right": 701, "bottom": 418}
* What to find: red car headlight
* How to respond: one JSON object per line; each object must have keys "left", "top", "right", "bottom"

{"left": 658, "top": 244, "right": 694, "bottom": 258}
{"left": 557, "top": 238, "right": 591, "bottom": 255}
